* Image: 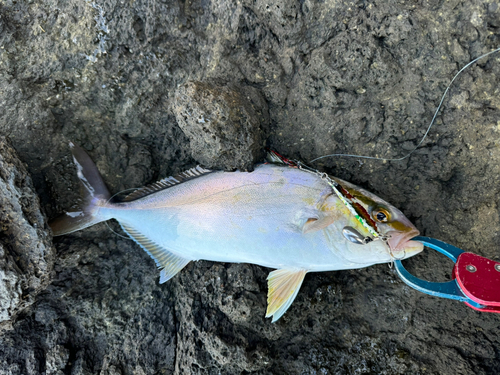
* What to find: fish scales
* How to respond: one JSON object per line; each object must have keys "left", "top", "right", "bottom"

{"left": 102, "top": 165, "right": 359, "bottom": 270}
{"left": 50, "top": 144, "right": 423, "bottom": 322}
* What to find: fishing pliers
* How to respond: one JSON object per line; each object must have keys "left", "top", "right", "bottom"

{"left": 394, "top": 236, "right": 500, "bottom": 313}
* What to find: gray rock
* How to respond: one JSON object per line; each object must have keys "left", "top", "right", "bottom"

{"left": 0, "top": 0, "right": 500, "bottom": 373}
{"left": 0, "top": 138, "right": 55, "bottom": 329}
{"left": 173, "top": 81, "right": 268, "bottom": 170}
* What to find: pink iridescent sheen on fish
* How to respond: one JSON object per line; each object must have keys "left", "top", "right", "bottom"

{"left": 50, "top": 144, "right": 423, "bottom": 322}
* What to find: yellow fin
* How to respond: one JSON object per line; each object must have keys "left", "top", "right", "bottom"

{"left": 302, "top": 216, "right": 335, "bottom": 234}
{"left": 121, "top": 223, "right": 190, "bottom": 283}
{"left": 266, "top": 269, "right": 307, "bottom": 322}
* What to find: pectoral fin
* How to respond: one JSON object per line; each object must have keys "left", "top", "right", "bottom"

{"left": 303, "top": 216, "right": 335, "bottom": 234}
{"left": 266, "top": 269, "right": 307, "bottom": 322}
{"left": 121, "top": 223, "right": 190, "bottom": 283}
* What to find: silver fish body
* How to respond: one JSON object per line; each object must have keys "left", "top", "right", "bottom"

{"left": 50, "top": 144, "right": 423, "bottom": 321}
{"left": 101, "top": 165, "right": 400, "bottom": 270}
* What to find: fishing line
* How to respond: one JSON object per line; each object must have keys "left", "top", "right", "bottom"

{"left": 104, "top": 188, "right": 138, "bottom": 240}
{"left": 310, "top": 46, "right": 500, "bottom": 164}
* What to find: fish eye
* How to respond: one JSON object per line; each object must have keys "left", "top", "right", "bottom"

{"left": 373, "top": 209, "right": 390, "bottom": 223}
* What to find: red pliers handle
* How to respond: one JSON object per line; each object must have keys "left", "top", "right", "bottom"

{"left": 394, "top": 236, "right": 500, "bottom": 313}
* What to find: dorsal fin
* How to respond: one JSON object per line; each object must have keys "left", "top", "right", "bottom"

{"left": 122, "top": 165, "right": 212, "bottom": 202}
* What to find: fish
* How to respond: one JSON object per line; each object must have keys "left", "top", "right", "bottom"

{"left": 50, "top": 144, "right": 424, "bottom": 322}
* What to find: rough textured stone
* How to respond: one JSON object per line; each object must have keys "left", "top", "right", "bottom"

{"left": 173, "top": 81, "right": 268, "bottom": 170}
{"left": 1, "top": 0, "right": 500, "bottom": 374}
{"left": 0, "top": 137, "right": 55, "bottom": 329}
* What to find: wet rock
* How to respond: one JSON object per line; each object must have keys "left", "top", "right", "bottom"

{"left": 0, "top": 138, "right": 55, "bottom": 329}
{"left": 173, "top": 81, "right": 268, "bottom": 170}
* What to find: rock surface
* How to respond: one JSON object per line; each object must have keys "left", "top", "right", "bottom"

{"left": 0, "top": 137, "right": 55, "bottom": 330}
{"left": 173, "top": 81, "right": 268, "bottom": 170}
{"left": 1, "top": 0, "right": 500, "bottom": 374}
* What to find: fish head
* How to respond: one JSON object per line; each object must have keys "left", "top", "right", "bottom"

{"left": 372, "top": 204, "right": 424, "bottom": 260}
{"left": 334, "top": 178, "right": 424, "bottom": 260}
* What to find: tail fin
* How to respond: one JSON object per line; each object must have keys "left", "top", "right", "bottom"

{"left": 50, "top": 142, "right": 111, "bottom": 236}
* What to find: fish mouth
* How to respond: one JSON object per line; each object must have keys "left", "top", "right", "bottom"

{"left": 386, "top": 229, "right": 423, "bottom": 259}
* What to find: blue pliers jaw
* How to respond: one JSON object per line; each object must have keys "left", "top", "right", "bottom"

{"left": 394, "top": 236, "right": 500, "bottom": 312}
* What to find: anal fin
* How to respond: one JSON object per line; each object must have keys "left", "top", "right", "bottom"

{"left": 121, "top": 223, "right": 190, "bottom": 283}
{"left": 266, "top": 269, "right": 307, "bottom": 322}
